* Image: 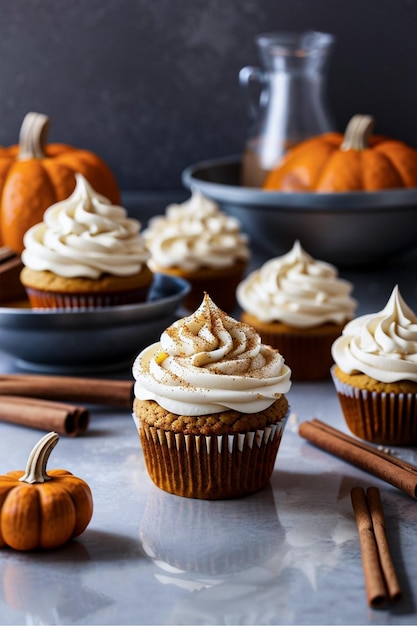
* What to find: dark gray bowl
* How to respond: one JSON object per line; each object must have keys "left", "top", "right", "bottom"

{"left": 0, "top": 273, "right": 190, "bottom": 373}
{"left": 182, "top": 155, "right": 417, "bottom": 266}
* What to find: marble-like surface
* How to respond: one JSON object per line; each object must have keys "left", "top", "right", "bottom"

{"left": 1, "top": 248, "right": 417, "bottom": 624}
{"left": 0, "top": 348, "right": 416, "bottom": 625}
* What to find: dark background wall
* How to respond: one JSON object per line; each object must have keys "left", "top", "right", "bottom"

{"left": 0, "top": 0, "right": 415, "bottom": 192}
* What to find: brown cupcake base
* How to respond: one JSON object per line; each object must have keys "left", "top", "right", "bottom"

{"left": 134, "top": 417, "right": 287, "bottom": 499}
{"left": 331, "top": 366, "right": 417, "bottom": 446}
{"left": 24, "top": 284, "right": 151, "bottom": 310}
{"left": 150, "top": 260, "right": 247, "bottom": 313}
{"left": 240, "top": 312, "right": 345, "bottom": 381}
{"left": 21, "top": 267, "right": 153, "bottom": 310}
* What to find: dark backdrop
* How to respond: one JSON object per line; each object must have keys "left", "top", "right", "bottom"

{"left": 0, "top": 0, "right": 415, "bottom": 191}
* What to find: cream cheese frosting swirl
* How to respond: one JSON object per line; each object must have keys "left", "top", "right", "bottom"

{"left": 144, "top": 190, "right": 250, "bottom": 272}
{"left": 21, "top": 173, "right": 149, "bottom": 279}
{"left": 236, "top": 240, "right": 357, "bottom": 327}
{"left": 133, "top": 294, "right": 291, "bottom": 416}
{"left": 332, "top": 285, "right": 417, "bottom": 383}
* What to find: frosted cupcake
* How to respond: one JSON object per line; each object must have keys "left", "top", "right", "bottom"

{"left": 331, "top": 285, "right": 417, "bottom": 445}
{"left": 132, "top": 293, "right": 291, "bottom": 499}
{"left": 143, "top": 191, "right": 249, "bottom": 312}
{"left": 236, "top": 241, "right": 357, "bottom": 381}
{"left": 20, "top": 174, "right": 152, "bottom": 309}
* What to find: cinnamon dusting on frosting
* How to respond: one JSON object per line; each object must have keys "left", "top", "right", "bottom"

{"left": 133, "top": 293, "right": 291, "bottom": 416}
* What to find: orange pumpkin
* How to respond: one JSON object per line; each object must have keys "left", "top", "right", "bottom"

{"left": 263, "top": 114, "right": 417, "bottom": 192}
{"left": 0, "top": 432, "right": 93, "bottom": 551}
{"left": 0, "top": 112, "right": 121, "bottom": 253}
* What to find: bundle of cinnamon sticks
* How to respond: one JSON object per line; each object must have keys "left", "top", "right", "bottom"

{"left": 0, "top": 374, "right": 134, "bottom": 436}
{"left": 351, "top": 486, "right": 401, "bottom": 607}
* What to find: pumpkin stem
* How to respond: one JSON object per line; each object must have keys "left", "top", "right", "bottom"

{"left": 340, "top": 114, "right": 375, "bottom": 151}
{"left": 18, "top": 112, "right": 49, "bottom": 161}
{"left": 19, "top": 432, "right": 59, "bottom": 484}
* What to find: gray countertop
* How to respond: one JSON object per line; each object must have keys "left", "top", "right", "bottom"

{"left": 1, "top": 247, "right": 417, "bottom": 625}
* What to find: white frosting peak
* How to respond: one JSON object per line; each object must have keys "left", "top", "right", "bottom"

{"left": 133, "top": 294, "right": 291, "bottom": 416}
{"left": 144, "top": 191, "right": 249, "bottom": 272}
{"left": 237, "top": 241, "right": 357, "bottom": 327}
{"left": 22, "top": 174, "right": 149, "bottom": 279}
{"left": 332, "top": 285, "right": 417, "bottom": 382}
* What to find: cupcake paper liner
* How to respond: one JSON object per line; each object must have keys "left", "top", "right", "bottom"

{"left": 331, "top": 367, "right": 417, "bottom": 445}
{"left": 133, "top": 415, "right": 287, "bottom": 499}
{"left": 257, "top": 330, "right": 338, "bottom": 381}
{"left": 182, "top": 266, "right": 246, "bottom": 313}
{"left": 25, "top": 285, "right": 150, "bottom": 310}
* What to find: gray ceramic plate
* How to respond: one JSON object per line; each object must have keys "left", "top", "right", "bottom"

{"left": 0, "top": 273, "right": 190, "bottom": 373}
{"left": 182, "top": 155, "right": 417, "bottom": 265}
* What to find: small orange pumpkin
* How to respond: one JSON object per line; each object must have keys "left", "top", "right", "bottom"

{"left": 0, "top": 432, "right": 93, "bottom": 551}
{"left": 263, "top": 114, "right": 417, "bottom": 192}
{"left": 0, "top": 112, "right": 121, "bottom": 253}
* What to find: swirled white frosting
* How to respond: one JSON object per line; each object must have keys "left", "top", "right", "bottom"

{"left": 236, "top": 241, "right": 357, "bottom": 327}
{"left": 331, "top": 285, "right": 417, "bottom": 383}
{"left": 133, "top": 294, "right": 291, "bottom": 416}
{"left": 21, "top": 174, "right": 149, "bottom": 279}
{"left": 143, "top": 191, "right": 250, "bottom": 272}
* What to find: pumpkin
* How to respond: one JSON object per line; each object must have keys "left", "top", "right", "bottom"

{"left": 0, "top": 112, "right": 121, "bottom": 253}
{"left": 263, "top": 114, "right": 417, "bottom": 192}
{"left": 0, "top": 431, "right": 93, "bottom": 551}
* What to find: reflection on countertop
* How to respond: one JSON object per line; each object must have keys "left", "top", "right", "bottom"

{"left": 140, "top": 484, "right": 284, "bottom": 579}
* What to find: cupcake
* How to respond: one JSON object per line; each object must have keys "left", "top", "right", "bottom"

{"left": 20, "top": 174, "right": 152, "bottom": 309}
{"left": 143, "top": 190, "right": 249, "bottom": 312}
{"left": 331, "top": 285, "right": 417, "bottom": 445}
{"left": 132, "top": 293, "right": 291, "bottom": 499}
{"left": 236, "top": 240, "right": 357, "bottom": 381}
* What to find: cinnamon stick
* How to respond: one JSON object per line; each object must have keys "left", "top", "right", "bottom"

{"left": 351, "top": 486, "right": 387, "bottom": 607}
{"left": 298, "top": 419, "right": 417, "bottom": 499}
{"left": 351, "top": 486, "right": 402, "bottom": 607}
{"left": 0, "top": 374, "right": 134, "bottom": 407}
{"left": 308, "top": 419, "right": 417, "bottom": 477}
{"left": 0, "top": 395, "right": 89, "bottom": 437}
{"left": 366, "top": 487, "right": 402, "bottom": 603}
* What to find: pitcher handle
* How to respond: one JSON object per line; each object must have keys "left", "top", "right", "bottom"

{"left": 239, "top": 65, "right": 264, "bottom": 122}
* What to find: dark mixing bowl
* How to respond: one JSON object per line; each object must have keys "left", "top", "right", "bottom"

{"left": 182, "top": 155, "right": 417, "bottom": 266}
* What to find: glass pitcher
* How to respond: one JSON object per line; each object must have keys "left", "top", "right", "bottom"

{"left": 240, "top": 31, "right": 336, "bottom": 187}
